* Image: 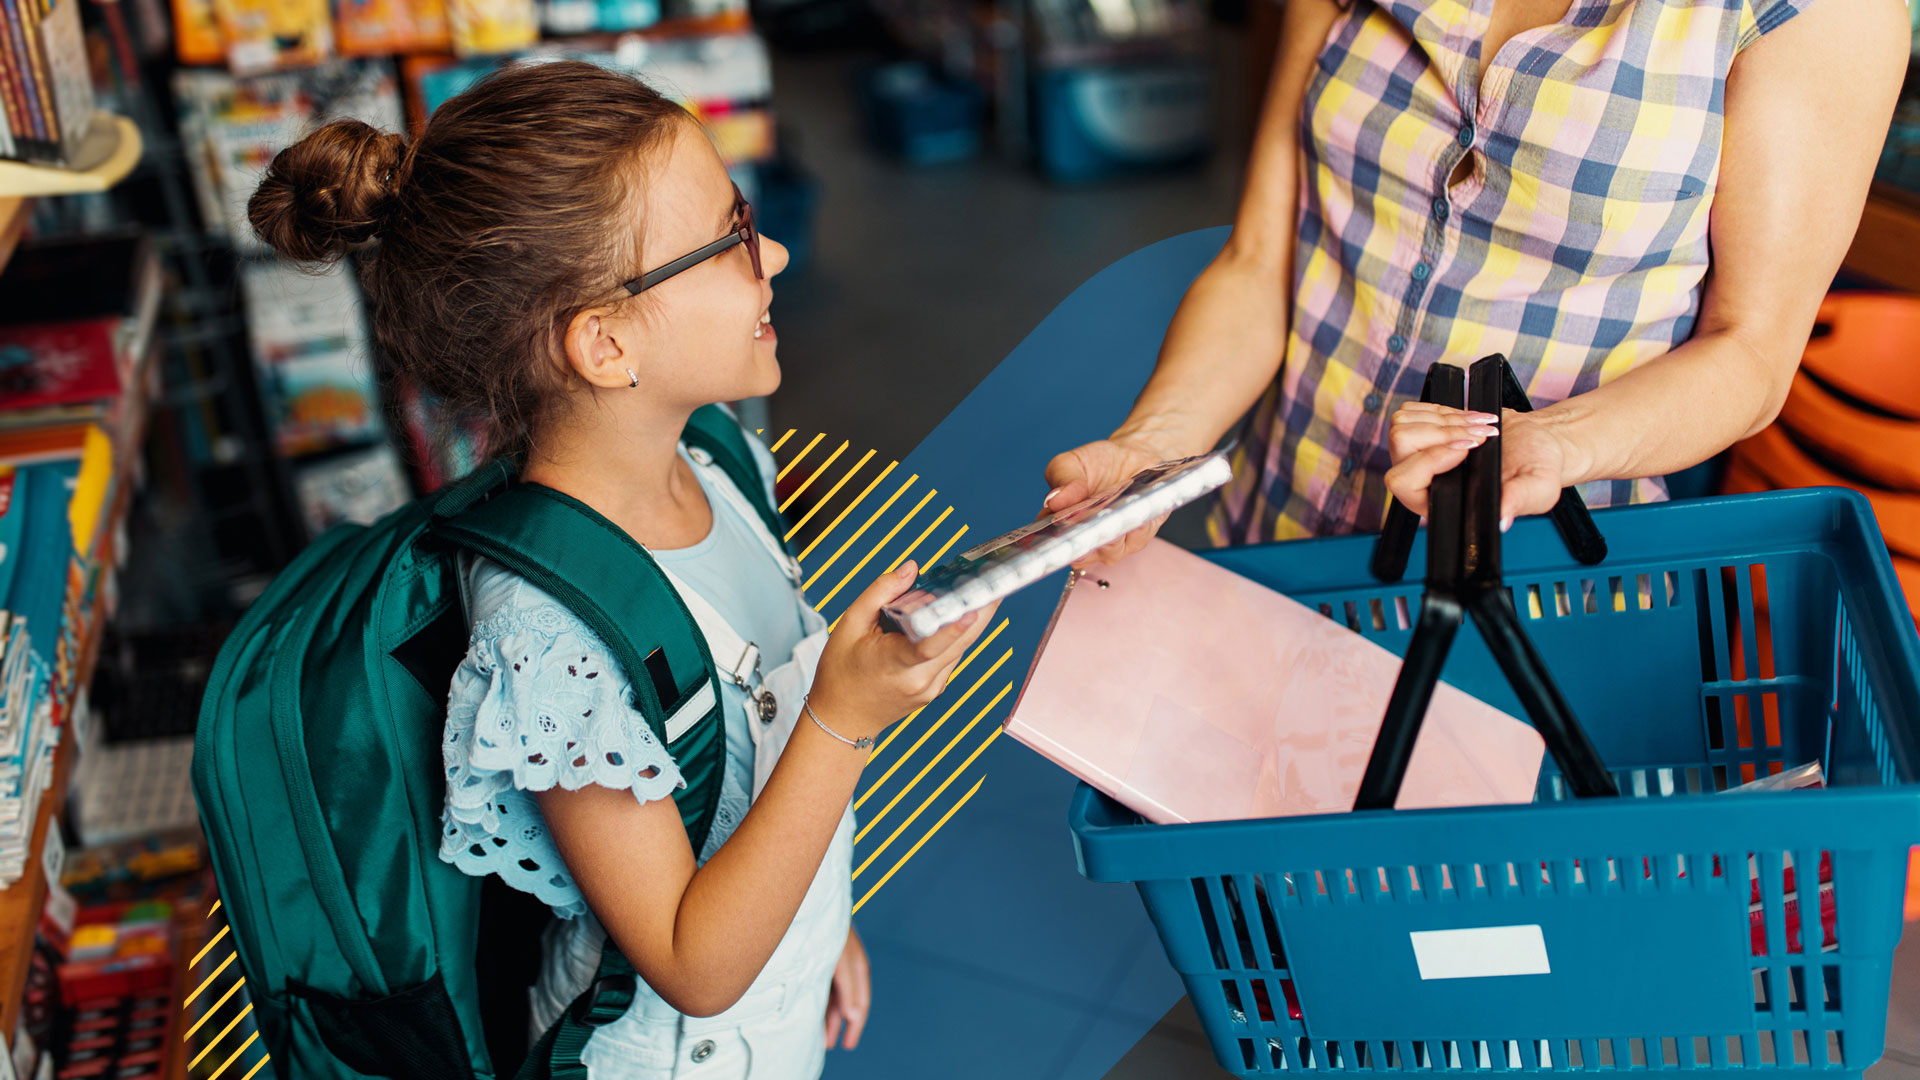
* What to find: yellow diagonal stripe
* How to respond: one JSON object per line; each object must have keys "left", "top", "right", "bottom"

{"left": 856, "top": 683, "right": 1011, "bottom": 854}
{"left": 886, "top": 505, "right": 953, "bottom": 575}
{"left": 241, "top": 1055, "right": 272, "bottom": 1080}
{"left": 207, "top": 900, "right": 221, "bottom": 919}
{"left": 852, "top": 774, "right": 985, "bottom": 915}
{"left": 830, "top": 504, "right": 953, "bottom": 633}
{"left": 186, "top": 953, "right": 237, "bottom": 1007}
{"left": 775, "top": 432, "right": 824, "bottom": 482}
{"left": 854, "top": 648, "right": 1010, "bottom": 817}
{"left": 798, "top": 461, "right": 901, "bottom": 564}
{"left": 815, "top": 487, "right": 935, "bottom": 610}
{"left": 780, "top": 441, "right": 848, "bottom": 513}
{"left": 192, "top": 924, "right": 231, "bottom": 968}
{"left": 190, "top": 1003, "right": 254, "bottom": 1070}
{"left": 207, "top": 1030, "right": 260, "bottom": 1080}
{"left": 868, "top": 618, "right": 1007, "bottom": 760}
{"left": 923, "top": 524, "right": 970, "bottom": 569}
{"left": 785, "top": 448, "right": 873, "bottom": 540}
{"left": 768, "top": 428, "right": 796, "bottom": 453}
{"left": 183, "top": 980, "right": 247, "bottom": 1041}
{"left": 855, "top": 723, "right": 1005, "bottom": 879}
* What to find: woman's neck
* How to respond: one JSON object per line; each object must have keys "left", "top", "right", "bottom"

{"left": 520, "top": 401, "right": 714, "bottom": 550}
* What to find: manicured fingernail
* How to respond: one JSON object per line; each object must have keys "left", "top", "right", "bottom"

{"left": 1449, "top": 439, "right": 1481, "bottom": 449}
{"left": 1500, "top": 516, "right": 1514, "bottom": 532}
{"left": 1044, "top": 487, "right": 1063, "bottom": 507}
{"left": 1469, "top": 425, "right": 1499, "bottom": 436}
{"left": 1471, "top": 413, "right": 1501, "bottom": 423}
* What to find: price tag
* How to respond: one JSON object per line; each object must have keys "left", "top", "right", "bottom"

{"left": 39, "top": 816, "right": 63, "bottom": 886}
{"left": 68, "top": 694, "right": 91, "bottom": 758}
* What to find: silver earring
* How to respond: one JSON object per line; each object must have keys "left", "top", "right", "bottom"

{"left": 626, "top": 368, "right": 638, "bottom": 388}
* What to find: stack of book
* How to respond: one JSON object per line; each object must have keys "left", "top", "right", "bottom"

{"left": 0, "top": 236, "right": 161, "bottom": 888}
{"left": 0, "top": 0, "right": 96, "bottom": 166}
{"left": 171, "top": 0, "right": 746, "bottom": 70}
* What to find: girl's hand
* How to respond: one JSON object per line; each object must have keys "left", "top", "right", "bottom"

{"left": 1385, "top": 405, "right": 1574, "bottom": 526}
{"left": 1040, "top": 435, "right": 1176, "bottom": 568}
{"left": 809, "top": 562, "right": 999, "bottom": 743}
{"left": 824, "top": 926, "right": 871, "bottom": 1051}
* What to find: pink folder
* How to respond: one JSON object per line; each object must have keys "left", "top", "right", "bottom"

{"left": 1005, "top": 539, "right": 1546, "bottom": 824}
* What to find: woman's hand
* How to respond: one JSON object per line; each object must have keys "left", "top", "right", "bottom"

{"left": 1385, "top": 405, "right": 1576, "bottom": 526}
{"left": 1040, "top": 435, "right": 1177, "bottom": 568}
{"left": 824, "top": 926, "right": 871, "bottom": 1051}
{"left": 809, "top": 562, "right": 998, "bottom": 742}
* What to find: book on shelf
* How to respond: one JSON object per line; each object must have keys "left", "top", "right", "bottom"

{"left": 294, "top": 443, "right": 411, "bottom": 535}
{"left": 211, "top": 0, "right": 334, "bottom": 74}
{"left": 0, "top": 238, "right": 163, "bottom": 467}
{"left": 239, "top": 257, "right": 386, "bottom": 456}
{"left": 0, "top": 0, "right": 98, "bottom": 166}
{"left": 173, "top": 59, "right": 403, "bottom": 252}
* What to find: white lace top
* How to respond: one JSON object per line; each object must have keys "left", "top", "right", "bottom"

{"left": 438, "top": 440, "right": 805, "bottom": 917}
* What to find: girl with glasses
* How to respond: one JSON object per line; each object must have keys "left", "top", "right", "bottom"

{"left": 248, "top": 60, "right": 995, "bottom": 1080}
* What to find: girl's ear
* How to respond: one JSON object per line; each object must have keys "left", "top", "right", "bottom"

{"left": 561, "top": 306, "right": 638, "bottom": 390}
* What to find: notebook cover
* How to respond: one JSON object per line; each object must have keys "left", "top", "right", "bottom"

{"left": 1005, "top": 539, "right": 1545, "bottom": 824}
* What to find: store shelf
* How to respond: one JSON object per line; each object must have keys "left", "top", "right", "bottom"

{"left": 1843, "top": 183, "right": 1920, "bottom": 293}
{"left": 0, "top": 197, "right": 29, "bottom": 274}
{"left": 0, "top": 520, "right": 126, "bottom": 1038}
{"left": 0, "top": 695, "right": 80, "bottom": 1039}
{"left": 0, "top": 114, "right": 143, "bottom": 198}
{"left": 0, "top": 316, "right": 157, "bottom": 1038}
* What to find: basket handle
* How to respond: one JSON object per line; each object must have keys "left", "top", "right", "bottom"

{"left": 1371, "top": 358, "right": 1607, "bottom": 584}
{"left": 1356, "top": 357, "right": 1618, "bottom": 810}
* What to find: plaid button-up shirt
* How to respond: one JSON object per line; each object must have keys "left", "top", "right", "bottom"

{"left": 1210, "top": 0, "right": 1809, "bottom": 544}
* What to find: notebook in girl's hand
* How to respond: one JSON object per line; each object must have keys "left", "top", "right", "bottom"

{"left": 1005, "top": 539, "right": 1546, "bottom": 824}
{"left": 880, "top": 448, "right": 1234, "bottom": 641}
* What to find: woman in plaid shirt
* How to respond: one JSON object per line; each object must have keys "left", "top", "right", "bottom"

{"left": 1045, "top": 0, "right": 1908, "bottom": 552}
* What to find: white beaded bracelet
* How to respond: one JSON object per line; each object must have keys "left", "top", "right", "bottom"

{"left": 805, "top": 694, "right": 874, "bottom": 750}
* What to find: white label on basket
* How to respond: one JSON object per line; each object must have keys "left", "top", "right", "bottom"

{"left": 1409, "top": 925, "right": 1550, "bottom": 980}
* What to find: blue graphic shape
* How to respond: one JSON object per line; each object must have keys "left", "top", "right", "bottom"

{"left": 823, "top": 226, "right": 1230, "bottom": 1079}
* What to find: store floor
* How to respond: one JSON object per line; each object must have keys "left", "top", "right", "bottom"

{"left": 763, "top": 43, "right": 1249, "bottom": 469}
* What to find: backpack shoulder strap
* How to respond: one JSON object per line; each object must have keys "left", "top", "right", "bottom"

{"left": 682, "top": 404, "right": 787, "bottom": 547}
{"left": 428, "top": 483, "right": 725, "bottom": 856}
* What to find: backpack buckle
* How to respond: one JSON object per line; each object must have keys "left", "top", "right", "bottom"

{"left": 571, "top": 973, "right": 638, "bottom": 1027}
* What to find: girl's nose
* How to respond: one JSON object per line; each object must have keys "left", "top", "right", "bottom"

{"left": 761, "top": 235, "right": 791, "bottom": 279}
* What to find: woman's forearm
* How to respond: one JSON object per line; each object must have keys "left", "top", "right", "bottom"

{"left": 1113, "top": 247, "right": 1294, "bottom": 459}
{"left": 1530, "top": 326, "right": 1793, "bottom": 487}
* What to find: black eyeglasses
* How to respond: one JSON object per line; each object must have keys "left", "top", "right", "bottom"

{"left": 622, "top": 182, "right": 763, "bottom": 295}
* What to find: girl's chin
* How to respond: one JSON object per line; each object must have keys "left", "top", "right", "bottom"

{"left": 753, "top": 352, "right": 782, "bottom": 396}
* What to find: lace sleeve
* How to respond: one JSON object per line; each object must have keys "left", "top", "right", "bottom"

{"left": 439, "top": 600, "right": 690, "bottom": 916}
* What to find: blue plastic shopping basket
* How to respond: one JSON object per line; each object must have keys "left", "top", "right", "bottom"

{"left": 1068, "top": 489, "right": 1920, "bottom": 1078}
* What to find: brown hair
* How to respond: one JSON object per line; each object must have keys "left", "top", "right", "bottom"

{"left": 248, "top": 60, "right": 690, "bottom": 460}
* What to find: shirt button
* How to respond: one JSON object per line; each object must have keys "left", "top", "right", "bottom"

{"left": 1412, "top": 261, "right": 1431, "bottom": 281}
{"left": 1432, "top": 197, "right": 1450, "bottom": 221}
{"left": 1457, "top": 123, "right": 1475, "bottom": 148}
{"left": 691, "top": 1039, "right": 715, "bottom": 1063}
{"left": 1341, "top": 457, "right": 1358, "bottom": 476}
{"left": 1365, "top": 393, "right": 1382, "bottom": 412}
{"left": 688, "top": 447, "right": 713, "bottom": 465}
{"left": 1387, "top": 334, "right": 1407, "bottom": 354}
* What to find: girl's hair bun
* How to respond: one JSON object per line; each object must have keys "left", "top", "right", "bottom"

{"left": 247, "top": 118, "right": 406, "bottom": 263}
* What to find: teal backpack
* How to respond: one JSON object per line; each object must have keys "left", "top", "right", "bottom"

{"left": 191, "top": 406, "right": 788, "bottom": 1080}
